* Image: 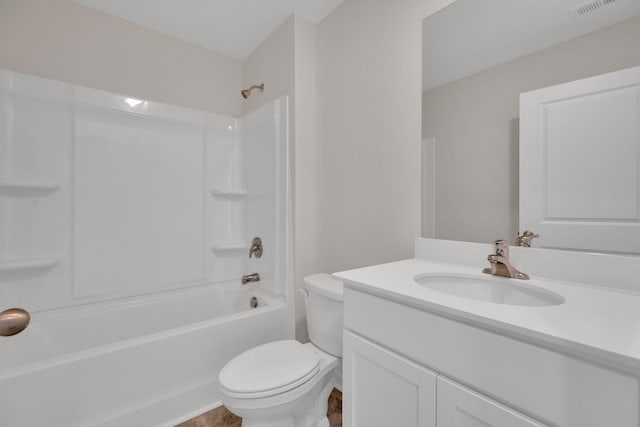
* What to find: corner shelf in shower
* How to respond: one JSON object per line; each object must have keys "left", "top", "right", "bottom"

{"left": 0, "top": 180, "right": 60, "bottom": 195}
{"left": 211, "top": 188, "right": 248, "bottom": 197}
{"left": 0, "top": 256, "right": 61, "bottom": 273}
{"left": 211, "top": 242, "right": 248, "bottom": 252}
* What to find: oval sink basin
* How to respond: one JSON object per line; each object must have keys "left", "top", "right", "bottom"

{"left": 414, "top": 273, "right": 565, "bottom": 307}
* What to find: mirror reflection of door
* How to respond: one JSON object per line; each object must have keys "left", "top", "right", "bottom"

{"left": 520, "top": 66, "right": 640, "bottom": 254}
{"left": 422, "top": 0, "right": 640, "bottom": 251}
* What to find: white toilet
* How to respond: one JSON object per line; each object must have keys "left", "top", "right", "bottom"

{"left": 218, "top": 273, "right": 343, "bottom": 427}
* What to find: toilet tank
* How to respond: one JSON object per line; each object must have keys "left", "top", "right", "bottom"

{"left": 303, "top": 274, "right": 344, "bottom": 357}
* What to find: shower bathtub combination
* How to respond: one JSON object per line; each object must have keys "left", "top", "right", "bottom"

{"left": 0, "top": 70, "right": 293, "bottom": 427}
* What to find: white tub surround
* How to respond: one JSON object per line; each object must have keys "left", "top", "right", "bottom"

{"left": 0, "top": 69, "right": 290, "bottom": 308}
{"left": 336, "top": 238, "right": 640, "bottom": 427}
{"left": 0, "top": 70, "right": 292, "bottom": 427}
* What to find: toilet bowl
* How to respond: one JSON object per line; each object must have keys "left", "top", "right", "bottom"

{"left": 218, "top": 274, "right": 343, "bottom": 427}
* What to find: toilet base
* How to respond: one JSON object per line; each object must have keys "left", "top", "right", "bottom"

{"left": 296, "top": 379, "right": 334, "bottom": 427}
{"left": 241, "top": 416, "right": 329, "bottom": 427}
{"left": 241, "top": 417, "right": 295, "bottom": 427}
{"left": 229, "top": 374, "right": 335, "bottom": 427}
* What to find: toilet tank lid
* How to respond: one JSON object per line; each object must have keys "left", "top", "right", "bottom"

{"left": 304, "top": 273, "right": 343, "bottom": 301}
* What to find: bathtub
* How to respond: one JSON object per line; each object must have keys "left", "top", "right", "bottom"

{"left": 0, "top": 284, "right": 290, "bottom": 427}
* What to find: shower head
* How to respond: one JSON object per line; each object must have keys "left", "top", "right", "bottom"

{"left": 241, "top": 83, "right": 264, "bottom": 99}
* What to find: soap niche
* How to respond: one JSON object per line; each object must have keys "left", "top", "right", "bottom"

{"left": 206, "top": 116, "right": 248, "bottom": 283}
{"left": 0, "top": 83, "right": 69, "bottom": 277}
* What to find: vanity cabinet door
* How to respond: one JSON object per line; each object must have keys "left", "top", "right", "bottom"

{"left": 437, "top": 377, "right": 545, "bottom": 427}
{"left": 343, "top": 331, "right": 437, "bottom": 427}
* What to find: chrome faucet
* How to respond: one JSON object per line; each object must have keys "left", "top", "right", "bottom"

{"left": 515, "top": 230, "right": 539, "bottom": 248}
{"left": 482, "top": 239, "right": 529, "bottom": 280}
{"left": 242, "top": 273, "right": 260, "bottom": 285}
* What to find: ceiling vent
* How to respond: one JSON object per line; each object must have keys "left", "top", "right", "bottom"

{"left": 571, "top": 0, "right": 618, "bottom": 17}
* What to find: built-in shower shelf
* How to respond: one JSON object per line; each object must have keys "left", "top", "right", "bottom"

{"left": 211, "top": 242, "right": 248, "bottom": 252}
{"left": 0, "top": 256, "right": 61, "bottom": 273}
{"left": 211, "top": 188, "right": 248, "bottom": 197}
{"left": 0, "top": 180, "right": 60, "bottom": 194}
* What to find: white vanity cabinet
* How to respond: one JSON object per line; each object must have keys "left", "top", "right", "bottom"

{"left": 344, "top": 331, "right": 542, "bottom": 427}
{"left": 342, "top": 287, "right": 639, "bottom": 427}
{"left": 437, "top": 377, "right": 543, "bottom": 427}
{"left": 343, "top": 331, "right": 437, "bottom": 427}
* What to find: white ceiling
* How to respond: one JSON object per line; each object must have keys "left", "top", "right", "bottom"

{"left": 72, "top": 0, "right": 344, "bottom": 60}
{"left": 423, "top": 0, "right": 640, "bottom": 91}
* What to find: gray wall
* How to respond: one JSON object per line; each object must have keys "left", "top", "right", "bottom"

{"left": 316, "top": 0, "right": 454, "bottom": 274}
{"left": 423, "top": 16, "right": 640, "bottom": 244}
{"left": 0, "top": 0, "right": 243, "bottom": 116}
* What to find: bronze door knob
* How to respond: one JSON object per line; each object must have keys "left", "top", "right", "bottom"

{"left": 0, "top": 308, "right": 30, "bottom": 336}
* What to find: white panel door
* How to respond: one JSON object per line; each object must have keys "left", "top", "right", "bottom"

{"left": 343, "top": 331, "right": 437, "bottom": 427}
{"left": 520, "top": 66, "right": 640, "bottom": 253}
{"left": 437, "top": 377, "right": 544, "bottom": 427}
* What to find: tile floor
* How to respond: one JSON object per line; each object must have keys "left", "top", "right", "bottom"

{"left": 176, "top": 388, "right": 342, "bottom": 427}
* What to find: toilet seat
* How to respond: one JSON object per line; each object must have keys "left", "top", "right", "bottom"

{"left": 219, "top": 340, "right": 321, "bottom": 399}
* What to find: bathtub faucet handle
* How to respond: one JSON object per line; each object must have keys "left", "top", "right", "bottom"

{"left": 249, "top": 237, "right": 263, "bottom": 259}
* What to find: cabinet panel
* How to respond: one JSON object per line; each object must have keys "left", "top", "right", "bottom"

{"left": 437, "top": 377, "right": 544, "bottom": 427}
{"left": 343, "top": 331, "right": 437, "bottom": 427}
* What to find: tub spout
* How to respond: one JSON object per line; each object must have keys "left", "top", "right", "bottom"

{"left": 242, "top": 273, "right": 260, "bottom": 285}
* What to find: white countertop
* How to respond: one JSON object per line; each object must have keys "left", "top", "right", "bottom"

{"left": 334, "top": 256, "right": 640, "bottom": 374}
